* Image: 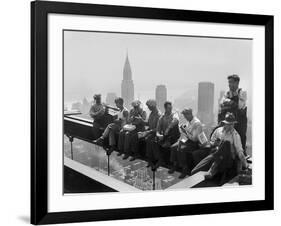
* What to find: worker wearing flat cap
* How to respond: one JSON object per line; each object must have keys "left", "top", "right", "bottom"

{"left": 151, "top": 101, "right": 180, "bottom": 170}
{"left": 89, "top": 94, "right": 106, "bottom": 139}
{"left": 143, "top": 99, "right": 161, "bottom": 168}
{"left": 169, "top": 108, "right": 203, "bottom": 179}
{"left": 192, "top": 112, "right": 248, "bottom": 183}
{"left": 118, "top": 100, "right": 147, "bottom": 161}
{"left": 93, "top": 97, "right": 129, "bottom": 155}
{"left": 218, "top": 74, "right": 248, "bottom": 155}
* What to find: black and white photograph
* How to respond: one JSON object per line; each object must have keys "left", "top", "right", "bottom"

{"left": 63, "top": 30, "right": 253, "bottom": 193}
{"left": 29, "top": 1, "right": 274, "bottom": 224}
{"left": 0, "top": 0, "right": 277, "bottom": 225}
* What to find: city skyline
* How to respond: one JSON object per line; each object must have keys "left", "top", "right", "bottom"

{"left": 64, "top": 30, "right": 252, "bottom": 116}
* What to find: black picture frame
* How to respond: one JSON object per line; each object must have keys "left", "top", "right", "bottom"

{"left": 31, "top": 0, "right": 274, "bottom": 224}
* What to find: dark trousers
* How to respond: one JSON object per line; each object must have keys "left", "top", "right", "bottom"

{"left": 235, "top": 115, "right": 247, "bottom": 153}
{"left": 102, "top": 123, "right": 120, "bottom": 146}
{"left": 191, "top": 141, "right": 235, "bottom": 175}
{"left": 92, "top": 122, "right": 103, "bottom": 140}
{"left": 192, "top": 148, "right": 211, "bottom": 167}
{"left": 118, "top": 130, "right": 139, "bottom": 156}
{"left": 147, "top": 129, "right": 180, "bottom": 165}
{"left": 145, "top": 133, "right": 157, "bottom": 163}
{"left": 170, "top": 140, "right": 199, "bottom": 171}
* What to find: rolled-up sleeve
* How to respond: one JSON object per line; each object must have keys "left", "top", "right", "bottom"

{"left": 233, "top": 132, "right": 244, "bottom": 155}
{"left": 239, "top": 90, "right": 247, "bottom": 109}
{"left": 220, "top": 92, "right": 228, "bottom": 106}
{"left": 210, "top": 128, "right": 220, "bottom": 145}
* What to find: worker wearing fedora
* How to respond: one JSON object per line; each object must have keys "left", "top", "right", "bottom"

{"left": 191, "top": 112, "right": 248, "bottom": 183}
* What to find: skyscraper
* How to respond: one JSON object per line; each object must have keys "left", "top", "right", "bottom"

{"left": 197, "top": 82, "right": 215, "bottom": 126}
{"left": 146, "top": 178, "right": 162, "bottom": 190}
{"left": 105, "top": 92, "right": 117, "bottom": 106}
{"left": 121, "top": 52, "right": 134, "bottom": 108}
{"left": 134, "top": 167, "right": 148, "bottom": 190}
{"left": 81, "top": 97, "right": 90, "bottom": 114}
{"left": 155, "top": 85, "right": 167, "bottom": 113}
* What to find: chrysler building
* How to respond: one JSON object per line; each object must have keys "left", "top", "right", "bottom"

{"left": 121, "top": 52, "right": 134, "bottom": 108}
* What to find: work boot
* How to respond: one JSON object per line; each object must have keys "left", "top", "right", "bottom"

{"left": 154, "top": 160, "right": 163, "bottom": 170}
{"left": 146, "top": 162, "right": 153, "bottom": 168}
{"left": 129, "top": 156, "right": 136, "bottom": 161}
{"left": 106, "top": 146, "right": 114, "bottom": 155}
{"left": 93, "top": 137, "right": 104, "bottom": 145}
{"left": 168, "top": 165, "right": 176, "bottom": 174}
{"left": 178, "top": 167, "right": 189, "bottom": 179}
{"left": 122, "top": 154, "right": 129, "bottom": 160}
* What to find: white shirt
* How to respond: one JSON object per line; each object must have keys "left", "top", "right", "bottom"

{"left": 180, "top": 116, "right": 203, "bottom": 142}
{"left": 210, "top": 127, "right": 244, "bottom": 158}
{"left": 117, "top": 107, "right": 128, "bottom": 126}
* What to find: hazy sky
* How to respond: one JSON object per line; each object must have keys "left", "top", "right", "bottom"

{"left": 64, "top": 30, "right": 252, "bottom": 109}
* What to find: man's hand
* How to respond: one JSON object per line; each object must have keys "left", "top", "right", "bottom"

{"left": 180, "top": 127, "right": 187, "bottom": 134}
{"left": 157, "top": 134, "right": 164, "bottom": 141}
{"left": 214, "top": 138, "right": 221, "bottom": 146}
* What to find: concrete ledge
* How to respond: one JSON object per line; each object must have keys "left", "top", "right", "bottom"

{"left": 167, "top": 171, "right": 207, "bottom": 190}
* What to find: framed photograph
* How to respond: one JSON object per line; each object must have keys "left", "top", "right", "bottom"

{"left": 31, "top": 0, "right": 274, "bottom": 224}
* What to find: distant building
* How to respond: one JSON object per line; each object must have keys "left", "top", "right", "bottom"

{"left": 106, "top": 92, "right": 117, "bottom": 106}
{"left": 155, "top": 85, "right": 167, "bottom": 113}
{"left": 80, "top": 97, "right": 90, "bottom": 114}
{"left": 146, "top": 178, "right": 162, "bottom": 190}
{"left": 197, "top": 82, "right": 215, "bottom": 126}
{"left": 134, "top": 167, "right": 148, "bottom": 190}
{"left": 71, "top": 101, "right": 82, "bottom": 111}
{"left": 121, "top": 52, "right": 134, "bottom": 108}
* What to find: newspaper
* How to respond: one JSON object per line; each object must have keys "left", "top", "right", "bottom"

{"left": 198, "top": 131, "right": 208, "bottom": 145}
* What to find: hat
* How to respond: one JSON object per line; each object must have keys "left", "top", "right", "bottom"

{"left": 93, "top": 94, "right": 101, "bottom": 99}
{"left": 146, "top": 99, "right": 157, "bottom": 107}
{"left": 131, "top": 100, "right": 141, "bottom": 107}
{"left": 181, "top": 108, "right": 192, "bottom": 115}
{"left": 222, "top": 112, "right": 237, "bottom": 124}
